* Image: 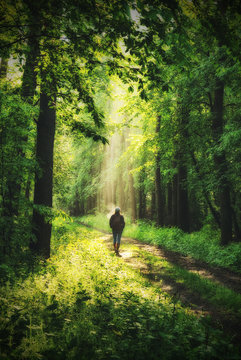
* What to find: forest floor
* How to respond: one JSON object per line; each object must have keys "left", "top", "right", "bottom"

{"left": 81, "top": 225, "right": 241, "bottom": 347}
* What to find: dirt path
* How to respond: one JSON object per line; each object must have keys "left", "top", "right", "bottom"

{"left": 97, "top": 231, "right": 241, "bottom": 347}
{"left": 122, "top": 237, "right": 241, "bottom": 294}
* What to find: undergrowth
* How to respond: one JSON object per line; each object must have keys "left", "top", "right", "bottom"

{"left": 0, "top": 217, "right": 239, "bottom": 359}
{"left": 80, "top": 213, "right": 241, "bottom": 274}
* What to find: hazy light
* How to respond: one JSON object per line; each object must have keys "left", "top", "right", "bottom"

{"left": 130, "top": 8, "right": 140, "bottom": 23}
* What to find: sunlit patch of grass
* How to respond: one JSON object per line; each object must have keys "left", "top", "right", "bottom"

{"left": 79, "top": 213, "right": 111, "bottom": 232}
{"left": 137, "top": 249, "right": 241, "bottom": 317}
{"left": 1, "top": 217, "right": 239, "bottom": 359}
{"left": 79, "top": 214, "right": 241, "bottom": 274}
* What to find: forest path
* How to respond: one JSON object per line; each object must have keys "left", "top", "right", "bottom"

{"left": 88, "top": 228, "right": 241, "bottom": 346}
{"left": 119, "top": 236, "right": 241, "bottom": 294}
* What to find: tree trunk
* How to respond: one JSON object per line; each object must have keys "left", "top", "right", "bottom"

{"left": 0, "top": 57, "right": 8, "bottom": 79}
{"left": 166, "top": 182, "right": 172, "bottom": 225}
{"left": 0, "top": 58, "right": 11, "bottom": 254}
{"left": 32, "top": 90, "right": 56, "bottom": 258}
{"left": 71, "top": 192, "right": 80, "bottom": 216}
{"left": 175, "top": 101, "right": 190, "bottom": 232}
{"left": 172, "top": 170, "right": 178, "bottom": 226}
{"left": 21, "top": 37, "right": 39, "bottom": 100}
{"left": 119, "top": 174, "right": 125, "bottom": 211}
{"left": 138, "top": 169, "right": 146, "bottom": 219}
{"left": 0, "top": 59, "right": 15, "bottom": 254}
{"left": 129, "top": 171, "right": 136, "bottom": 221}
{"left": 177, "top": 161, "right": 190, "bottom": 232}
{"left": 25, "top": 175, "right": 32, "bottom": 201}
{"left": 155, "top": 164, "right": 164, "bottom": 226}
{"left": 232, "top": 207, "right": 241, "bottom": 241}
{"left": 151, "top": 188, "right": 156, "bottom": 221}
{"left": 212, "top": 79, "right": 232, "bottom": 245}
{"left": 155, "top": 116, "right": 164, "bottom": 226}
{"left": 119, "top": 132, "right": 127, "bottom": 212}
{"left": 113, "top": 180, "right": 117, "bottom": 206}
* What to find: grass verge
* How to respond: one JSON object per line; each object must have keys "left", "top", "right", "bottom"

{"left": 80, "top": 213, "right": 241, "bottom": 274}
{"left": 0, "top": 217, "right": 239, "bottom": 359}
{"left": 136, "top": 249, "right": 241, "bottom": 317}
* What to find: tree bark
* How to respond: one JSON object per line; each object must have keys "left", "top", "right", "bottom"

{"left": 119, "top": 174, "right": 126, "bottom": 211}
{"left": 129, "top": 171, "right": 136, "bottom": 221}
{"left": 32, "top": 89, "right": 56, "bottom": 258}
{"left": 155, "top": 116, "right": 164, "bottom": 226}
{"left": 212, "top": 79, "right": 232, "bottom": 245}
{"left": 172, "top": 168, "right": 178, "bottom": 226}
{"left": 0, "top": 57, "right": 8, "bottom": 79}
{"left": 21, "top": 37, "right": 39, "bottom": 100}
{"left": 113, "top": 180, "right": 117, "bottom": 206}
{"left": 232, "top": 207, "right": 241, "bottom": 241}
{"left": 138, "top": 169, "right": 146, "bottom": 219}
{"left": 0, "top": 58, "right": 14, "bottom": 253}
{"left": 155, "top": 163, "right": 164, "bottom": 226}
{"left": 177, "top": 161, "right": 190, "bottom": 232}
{"left": 167, "top": 182, "right": 172, "bottom": 225}
{"left": 151, "top": 188, "right": 156, "bottom": 221}
{"left": 176, "top": 104, "right": 190, "bottom": 232}
{"left": 119, "top": 132, "right": 127, "bottom": 211}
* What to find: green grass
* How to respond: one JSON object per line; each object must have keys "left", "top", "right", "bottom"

{"left": 0, "top": 217, "right": 239, "bottom": 359}
{"left": 80, "top": 213, "right": 241, "bottom": 274}
{"left": 136, "top": 249, "right": 241, "bottom": 317}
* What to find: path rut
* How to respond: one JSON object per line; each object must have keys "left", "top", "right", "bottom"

{"left": 98, "top": 231, "right": 241, "bottom": 347}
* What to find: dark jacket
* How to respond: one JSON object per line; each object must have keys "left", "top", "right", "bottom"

{"left": 109, "top": 213, "right": 125, "bottom": 232}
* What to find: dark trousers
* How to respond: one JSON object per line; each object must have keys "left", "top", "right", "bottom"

{"left": 113, "top": 231, "right": 122, "bottom": 245}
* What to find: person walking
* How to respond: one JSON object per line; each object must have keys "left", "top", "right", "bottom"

{"left": 109, "top": 207, "right": 125, "bottom": 255}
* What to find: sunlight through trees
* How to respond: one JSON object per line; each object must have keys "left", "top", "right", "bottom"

{"left": 1, "top": 1, "right": 241, "bottom": 358}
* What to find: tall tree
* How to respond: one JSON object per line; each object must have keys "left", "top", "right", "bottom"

{"left": 177, "top": 101, "right": 190, "bottom": 232}
{"left": 0, "top": 57, "right": 8, "bottom": 79}
{"left": 32, "top": 89, "right": 56, "bottom": 256}
{"left": 189, "top": 0, "right": 241, "bottom": 243}
{"left": 155, "top": 116, "right": 165, "bottom": 226}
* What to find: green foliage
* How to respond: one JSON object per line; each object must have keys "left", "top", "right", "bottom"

{"left": 80, "top": 213, "right": 111, "bottom": 232}
{"left": 1, "top": 0, "right": 241, "bottom": 328}
{"left": 0, "top": 219, "right": 239, "bottom": 359}
{"left": 53, "top": 136, "right": 105, "bottom": 214}
{"left": 0, "top": 85, "right": 37, "bottom": 261}
{"left": 80, "top": 214, "right": 241, "bottom": 274}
